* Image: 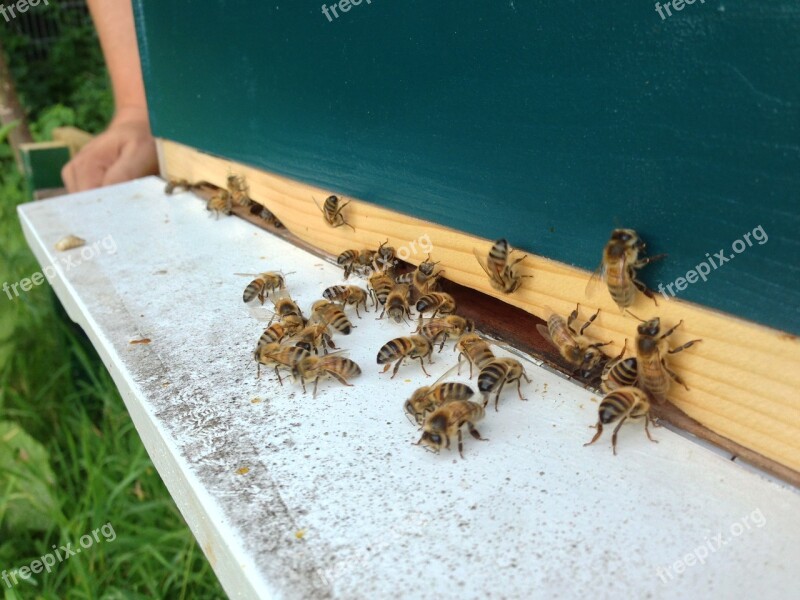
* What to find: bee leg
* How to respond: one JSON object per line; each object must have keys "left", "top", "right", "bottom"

{"left": 633, "top": 279, "right": 659, "bottom": 306}
{"left": 658, "top": 320, "right": 684, "bottom": 340}
{"left": 418, "top": 358, "right": 431, "bottom": 377}
{"left": 456, "top": 355, "right": 463, "bottom": 376}
{"left": 328, "top": 372, "right": 353, "bottom": 387}
{"left": 583, "top": 421, "right": 604, "bottom": 447}
{"left": 456, "top": 429, "right": 464, "bottom": 458}
{"left": 515, "top": 377, "right": 528, "bottom": 402}
{"left": 567, "top": 305, "right": 580, "bottom": 334}
{"left": 644, "top": 418, "right": 658, "bottom": 443}
{"left": 391, "top": 360, "right": 403, "bottom": 379}
{"left": 312, "top": 378, "right": 320, "bottom": 398}
{"left": 521, "top": 368, "right": 533, "bottom": 384}
{"left": 668, "top": 339, "right": 702, "bottom": 355}
{"left": 662, "top": 361, "right": 690, "bottom": 391}
{"left": 635, "top": 253, "right": 667, "bottom": 267}
{"left": 354, "top": 304, "right": 361, "bottom": 318}
{"left": 468, "top": 423, "right": 487, "bottom": 442}
{"left": 579, "top": 308, "right": 601, "bottom": 336}
{"left": 256, "top": 363, "right": 261, "bottom": 379}
{"left": 275, "top": 367, "right": 284, "bottom": 386}
{"left": 610, "top": 416, "right": 629, "bottom": 456}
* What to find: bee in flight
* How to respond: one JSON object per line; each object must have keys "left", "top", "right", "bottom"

{"left": 634, "top": 316, "right": 701, "bottom": 404}
{"left": 536, "top": 304, "right": 611, "bottom": 379}
{"left": 314, "top": 195, "right": 355, "bottom": 231}
{"left": 292, "top": 353, "right": 361, "bottom": 397}
{"left": 377, "top": 335, "right": 433, "bottom": 378}
{"left": 477, "top": 357, "right": 531, "bottom": 411}
{"left": 239, "top": 271, "right": 288, "bottom": 305}
{"left": 416, "top": 400, "right": 487, "bottom": 459}
{"left": 584, "top": 386, "right": 657, "bottom": 455}
{"left": 474, "top": 238, "right": 531, "bottom": 294}
{"left": 588, "top": 229, "right": 665, "bottom": 310}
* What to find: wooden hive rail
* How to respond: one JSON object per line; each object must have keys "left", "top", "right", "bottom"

{"left": 158, "top": 138, "right": 800, "bottom": 479}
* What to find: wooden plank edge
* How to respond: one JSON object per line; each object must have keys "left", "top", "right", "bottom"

{"left": 156, "top": 138, "right": 800, "bottom": 482}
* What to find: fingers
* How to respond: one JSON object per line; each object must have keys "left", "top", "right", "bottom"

{"left": 102, "top": 136, "right": 158, "bottom": 186}
{"left": 61, "top": 136, "right": 118, "bottom": 193}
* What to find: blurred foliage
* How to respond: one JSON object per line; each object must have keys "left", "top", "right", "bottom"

{"left": 3, "top": 3, "right": 113, "bottom": 134}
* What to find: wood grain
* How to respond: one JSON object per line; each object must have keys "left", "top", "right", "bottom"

{"left": 158, "top": 138, "right": 800, "bottom": 476}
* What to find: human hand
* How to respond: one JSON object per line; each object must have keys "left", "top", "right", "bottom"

{"left": 61, "top": 107, "right": 158, "bottom": 193}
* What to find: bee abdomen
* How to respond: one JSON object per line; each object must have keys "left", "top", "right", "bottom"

{"left": 377, "top": 338, "right": 408, "bottom": 364}
{"left": 323, "top": 285, "right": 347, "bottom": 302}
{"left": 477, "top": 361, "right": 507, "bottom": 393}
{"left": 243, "top": 279, "right": 263, "bottom": 303}
{"left": 488, "top": 239, "right": 509, "bottom": 267}
{"left": 440, "top": 382, "right": 474, "bottom": 401}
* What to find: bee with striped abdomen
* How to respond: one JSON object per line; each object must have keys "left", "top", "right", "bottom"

{"left": 240, "top": 272, "right": 287, "bottom": 305}
{"left": 271, "top": 295, "right": 305, "bottom": 324}
{"left": 207, "top": 190, "right": 232, "bottom": 217}
{"left": 584, "top": 386, "right": 656, "bottom": 455}
{"left": 257, "top": 315, "right": 305, "bottom": 348}
{"left": 253, "top": 343, "right": 310, "bottom": 381}
{"left": 311, "top": 300, "right": 353, "bottom": 335}
{"left": 418, "top": 315, "right": 474, "bottom": 352}
{"left": 377, "top": 335, "right": 433, "bottom": 378}
{"left": 322, "top": 285, "right": 370, "bottom": 317}
{"left": 416, "top": 400, "right": 487, "bottom": 459}
{"left": 415, "top": 292, "right": 456, "bottom": 321}
{"left": 635, "top": 317, "right": 701, "bottom": 404}
{"left": 379, "top": 284, "right": 412, "bottom": 324}
{"left": 248, "top": 201, "right": 284, "bottom": 228}
{"left": 474, "top": 238, "right": 531, "bottom": 294}
{"left": 600, "top": 341, "right": 638, "bottom": 394}
{"left": 536, "top": 304, "right": 611, "bottom": 379}
{"left": 291, "top": 323, "right": 336, "bottom": 355}
{"left": 292, "top": 354, "right": 361, "bottom": 397}
{"left": 337, "top": 249, "right": 376, "bottom": 279}
{"left": 455, "top": 333, "right": 495, "bottom": 378}
{"left": 477, "top": 357, "right": 531, "bottom": 411}
{"left": 314, "top": 195, "right": 355, "bottom": 231}
{"left": 589, "top": 229, "right": 665, "bottom": 310}
{"left": 368, "top": 270, "right": 395, "bottom": 307}
{"left": 405, "top": 381, "right": 474, "bottom": 426}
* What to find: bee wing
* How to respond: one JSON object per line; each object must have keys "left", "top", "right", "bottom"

{"left": 535, "top": 324, "right": 560, "bottom": 351}
{"left": 429, "top": 362, "right": 462, "bottom": 387}
{"left": 472, "top": 248, "right": 494, "bottom": 279}
{"left": 584, "top": 261, "right": 606, "bottom": 298}
{"left": 234, "top": 272, "right": 260, "bottom": 277}
{"left": 247, "top": 306, "right": 276, "bottom": 322}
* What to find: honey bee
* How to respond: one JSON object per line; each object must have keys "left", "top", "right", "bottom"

{"left": 415, "top": 292, "right": 456, "bottom": 321}
{"left": 535, "top": 304, "right": 611, "bottom": 379}
{"left": 164, "top": 178, "right": 195, "bottom": 194}
{"left": 258, "top": 316, "right": 304, "bottom": 347}
{"left": 253, "top": 343, "right": 310, "bottom": 380}
{"left": 368, "top": 271, "right": 395, "bottom": 306}
{"left": 337, "top": 249, "right": 376, "bottom": 279}
{"left": 635, "top": 317, "right": 701, "bottom": 404}
{"left": 271, "top": 295, "right": 305, "bottom": 324}
{"left": 405, "top": 381, "right": 474, "bottom": 426}
{"left": 227, "top": 173, "right": 250, "bottom": 206}
{"left": 474, "top": 239, "right": 531, "bottom": 294}
{"left": 584, "top": 386, "right": 657, "bottom": 455}
{"left": 589, "top": 229, "right": 666, "bottom": 310}
{"left": 477, "top": 358, "right": 532, "bottom": 411}
{"left": 248, "top": 201, "right": 284, "bottom": 228}
{"left": 455, "top": 333, "right": 495, "bottom": 377}
{"left": 396, "top": 254, "right": 442, "bottom": 295}
{"left": 292, "top": 354, "right": 361, "bottom": 397}
{"left": 206, "top": 190, "right": 232, "bottom": 217}
{"left": 291, "top": 323, "right": 336, "bottom": 355}
{"left": 314, "top": 195, "right": 355, "bottom": 231}
{"left": 322, "top": 285, "right": 370, "bottom": 317}
{"left": 377, "top": 335, "right": 433, "bottom": 378}
{"left": 600, "top": 341, "right": 638, "bottom": 394}
{"left": 311, "top": 300, "right": 353, "bottom": 335}
{"left": 379, "top": 284, "right": 412, "bottom": 323}
{"left": 241, "top": 272, "right": 287, "bottom": 304}
{"left": 418, "top": 316, "right": 474, "bottom": 352}
{"left": 416, "top": 400, "right": 487, "bottom": 459}
{"left": 373, "top": 239, "right": 396, "bottom": 272}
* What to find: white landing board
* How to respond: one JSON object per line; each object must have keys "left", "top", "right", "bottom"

{"left": 17, "top": 177, "right": 800, "bottom": 600}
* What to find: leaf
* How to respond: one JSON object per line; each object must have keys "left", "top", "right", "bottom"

{"left": 0, "top": 421, "right": 58, "bottom": 532}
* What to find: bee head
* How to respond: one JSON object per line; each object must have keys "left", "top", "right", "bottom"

{"left": 637, "top": 318, "right": 661, "bottom": 337}
{"left": 419, "top": 431, "right": 443, "bottom": 451}
{"left": 579, "top": 347, "right": 607, "bottom": 378}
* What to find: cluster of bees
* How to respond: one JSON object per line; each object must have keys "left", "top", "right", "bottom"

{"left": 167, "top": 177, "right": 702, "bottom": 458}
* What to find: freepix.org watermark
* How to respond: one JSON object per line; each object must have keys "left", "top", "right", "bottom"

{"left": 0, "top": 0, "right": 48, "bottom": 23}
{"left": 2, "top": 234, "right": 117, "bottom": 300}
{"left": 657, "top": 225, "right": 768, "bottom": 300}
{"left": 656, "top": 508, "right": 766, "bottom": 583}
{"left": 321, "top": 0, "right": 374, "bottom": 23}
{"left": 2, "top": 522, "right": 116, "bottom": 588}
{"left": 655, "top": 0, "right": 705, "bottom": 20}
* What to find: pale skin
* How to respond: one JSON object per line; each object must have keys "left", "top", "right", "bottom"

{"left": 61, "top": 0, "right": 158, "bottom": 192}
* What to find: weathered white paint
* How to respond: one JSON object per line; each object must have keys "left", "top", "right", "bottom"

{"left": 18, "top": 177, "right": 800, "bottom": 600}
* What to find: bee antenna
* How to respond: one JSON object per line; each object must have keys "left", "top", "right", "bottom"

{"left": 625, "top": 310, "right": 645, "bottom": 322}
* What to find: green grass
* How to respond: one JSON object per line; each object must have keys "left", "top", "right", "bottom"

{"left": 0, "top": 153, "right": 226, "bottom": 597}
